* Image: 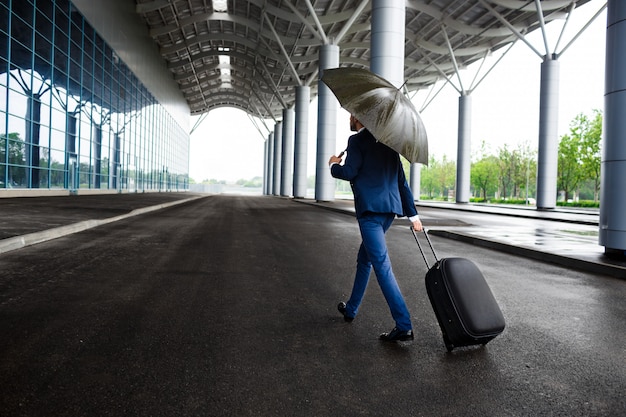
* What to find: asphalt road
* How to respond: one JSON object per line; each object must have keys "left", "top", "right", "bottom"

{"left": 0, "top": 195, "right": 624, "bottom": 416}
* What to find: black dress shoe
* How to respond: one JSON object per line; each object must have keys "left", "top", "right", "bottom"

{"left": 379, "top": 327, "right": 414, "bottom": 341}
{"left": 337, "top": 302, "right": 354, "bottom": 322}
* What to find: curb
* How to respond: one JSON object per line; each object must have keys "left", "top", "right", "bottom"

{"left": 293, "top": 198, "right": 624, "bottom": 279}
{"left": 428, "top": 229, "right": 626, "bottom": 280}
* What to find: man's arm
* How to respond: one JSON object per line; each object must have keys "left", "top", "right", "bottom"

{"left": 397, "top": 160, "right": 422, "bottom": 231}
{"left": 329, "top": 136, "right": 362, "bottom": 181}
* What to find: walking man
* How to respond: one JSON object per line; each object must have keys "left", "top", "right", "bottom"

{"left": 329, "top": 114, "right": 423, "bottom": 342}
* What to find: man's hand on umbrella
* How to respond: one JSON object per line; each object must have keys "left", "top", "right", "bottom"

{"left": 328, "top": 154, "right": 343, "bottom": 166}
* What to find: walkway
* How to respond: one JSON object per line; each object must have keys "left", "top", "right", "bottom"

{"left": 0, "top": 193, "right": 624, "bottom": 416}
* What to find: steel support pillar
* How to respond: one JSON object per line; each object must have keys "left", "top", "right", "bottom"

{"left": 266, "top": 132, "right": 274, "bottom": 195}
{"left": 371, "top": 0, "right": 420, "bottom": 198}
{"left": 294, "top": 86, "right": 310, "bottom": 198}
{"left": 281, "top": 108, "right": 295, "bottom": 197}
{"left": 410, "top": 168, "right": 420, "bottom": 201}
{"left": 599, "top": 0, "right": 626, "bottom": 257}
{"left": 273, "top": 122, "right": 282, "bottom": 196}
{"left": 263, "top": 135, "right": 269, "bottom": 195}
{"left": 456, "top": 94, "right": 472, "bottom": 203}
{"left": 536, "top": 58, "right": 560, "bottom": 209}
{"left": 370, "top": 0, "right": 404, "bottom": 86}
{"left": 315, "top": 44, "right": 339, "bottom": 202}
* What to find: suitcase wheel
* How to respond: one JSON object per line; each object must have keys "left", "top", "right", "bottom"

{"left": 442, "top": 333, "right": 454, "bottom": 352}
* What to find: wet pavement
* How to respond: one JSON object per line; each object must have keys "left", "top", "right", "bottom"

{"left": 1, "top": 192, "right": 624, "bottom": 278}
{"left": 0, "top": 192, "right": 625, "bottom": 416}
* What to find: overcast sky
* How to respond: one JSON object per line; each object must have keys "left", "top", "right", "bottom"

{"left": 189, "top": 3, "right": 607, "bottom": 183}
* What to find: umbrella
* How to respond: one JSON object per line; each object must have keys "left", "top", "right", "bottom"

{"left": 321, "top": 67, "right": 428, "bottom": 165}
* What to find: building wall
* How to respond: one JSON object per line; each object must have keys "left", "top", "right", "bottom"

{"left": 0, "top": 0, "right": 189, "bottom": 193}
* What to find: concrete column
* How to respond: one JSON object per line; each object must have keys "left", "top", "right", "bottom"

{"left": 293, "top": 86, "right": 310, "bottom": 198}
{"left": 263, "top": 136, "right": 269, "bottom": 195}
{"left": 370, "top": 0, "right": 421, "bottom": 199}
{"left": 315, "top": 44, "right": 340, "bottom": 202}
{"left": 599, "top": 0, "right": 626, "bottom": 257}
{"left": 456, "top": 94, "right": 472, "bottom": 203}
{"left": 410, "top": 167, "right": 421, "bottom": 201}
{"left": 267, "top": 132, "right": 274, "bottom": 195}
{"left": 370, "top": 0, "right": 405, "bottom": 86}
{"left": 536, "top": 57, "right": 560, "bottom": 209}
{"left": 281, "top": 108, "right": 295, "bottom": 197}
{"left": 273, "top": 122, "right": 282, "bottom": 196}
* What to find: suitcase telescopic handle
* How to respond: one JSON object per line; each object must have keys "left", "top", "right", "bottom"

{"left": 410, "top": 227, "right": 439, "bottom": 269}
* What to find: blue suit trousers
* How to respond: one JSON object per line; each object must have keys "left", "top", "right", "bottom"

{"left": 345, "top": 212, "right": 412, "bottom": 331}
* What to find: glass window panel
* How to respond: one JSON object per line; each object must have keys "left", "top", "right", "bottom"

{"left": 50, "top": 106, "right": 65, "bottom": 133}
{"left": 35, "top": 31, "right": 53, "bottom": 58}
{"left": 54, "top": 4, "right": 70, "bottom": 35}
{"left": 0, "top": 3, "right": 9, "bottom": 36}
{"left": 50, "top": 127, "right": 65, "bottom": 153}
{"left": 9, "top": 164, "right": 26, "bottom": 187}
{"left": 55, "top": 46, "right": 69, "bottom": 70}
{"left": 0, "top": 70, "right": 7, "bottom": 115}
{"left": 70, "top": 20, "right": 82, "bottom": 46}
{"left": 7, "top": 114, "right": 26, "bottom": 140}
{"left": 12, "top": 2, "right": 34, "bottom": 28}
{"left": 38, "top": 1, "right": 54, "bottom": 22}
{"left": 8, "top": 136, "right": 25, "bottom": 164}
{"left": 50, "top": 167, "right": 64, "bottom": 188}
{"left": 10, "top": 39, "right": 32, "bottom": 72}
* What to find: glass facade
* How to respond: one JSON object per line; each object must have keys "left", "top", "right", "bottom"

{"left": 0, "top": 0, "right": 189, "bottom": 192}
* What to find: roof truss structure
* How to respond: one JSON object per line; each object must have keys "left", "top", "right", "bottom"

{"left": 134, "top": 0, "right": 596, "bottom": 119}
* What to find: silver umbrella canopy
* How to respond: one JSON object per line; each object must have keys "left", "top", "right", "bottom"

{"left": 321, "top": 67, "right": 428, "bottom": 165}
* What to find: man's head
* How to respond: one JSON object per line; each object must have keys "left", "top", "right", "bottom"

{"left": 350, "top": 114, "right": 363, "bottom": 132}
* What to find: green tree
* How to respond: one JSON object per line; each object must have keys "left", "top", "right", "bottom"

{"left": 558, "top": 111, "right": 602, "bottom": 202}
{"left": 497, "top": 144, "right": 524, "bottom": 199}
{"left": 420, "top": 154, "right": 456, "bottom": 199}
{"left": 438, "top": 155, "right": 456, "bottom": 199}
{"left": 558, "top": 134, "right": 583, "bottom": 202}
{"left": 579, "top": 110, "right": 602, "bottom": 201}
{"left": 471, "top": 155, "right": 499, "bottom": 200}
{"left": 420, "top": 156, "right": 438, "bottom": 198}
{"left": 516, "top": 141, "right": 537, "bottom": 201}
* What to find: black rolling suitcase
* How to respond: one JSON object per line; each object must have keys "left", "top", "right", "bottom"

{"left": 412, "top": 229, "right": 505, "bottom": 352}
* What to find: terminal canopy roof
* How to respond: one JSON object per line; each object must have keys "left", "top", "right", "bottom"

{"left": 134, "top": 0, "right": 592, "bottom": 119}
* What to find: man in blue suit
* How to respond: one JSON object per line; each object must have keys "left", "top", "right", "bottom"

{"left": 329, "top": 114, "right": 423, "bottom": 342}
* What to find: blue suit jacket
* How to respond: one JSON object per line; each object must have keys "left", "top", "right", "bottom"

{"left": 331, "top": 129, "right": 417, "bottom": 219}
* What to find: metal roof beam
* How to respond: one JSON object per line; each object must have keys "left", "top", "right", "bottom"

{"left": 303, "top": 0, "right": 329, "bottom": 44}
{"left": 252, "top": 89, "right": 278, "bottom": 122}
{"left": 283, "top": 0, "right": 326, "bottom": 43}
{"left": 478, "top": 0, "right": 544, "bottom": 59}
{"left": 136, "top": 0, "right": 170, "bottom": 14}
{"left": 334, "top": 0, "right": 370, "bottom": 44}
{"left": 534, "top": 0, "right": 552, "bottom": 57}
{"left": 557, "top": 1, "right": 607, "bottom": 57}
{"left": 441, "top": 25, "right": 465, "bottom": 93}
{"left": 262, "top": 13, "right": 303, "bottom": 87}
{"left": 256, "top": 54, "right": 288, "bottom": 108}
